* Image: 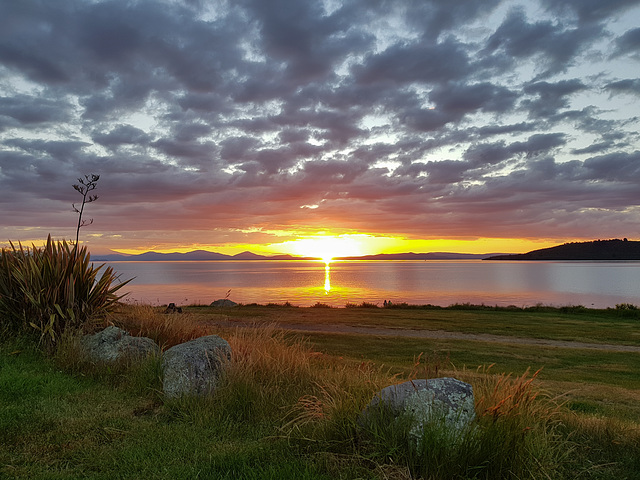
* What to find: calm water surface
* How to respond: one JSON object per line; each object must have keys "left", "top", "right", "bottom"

{"left": 107, "top": 260, "right": 640, "bottom": 308}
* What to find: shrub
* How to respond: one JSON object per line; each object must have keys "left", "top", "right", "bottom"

{"left": 612, "top": 303, "right": 640, "bottom": 319}
{"left": 266, "top": 301, "right": 296, "bottom": 307}
{"left": 346, "top": 302, "right": 379, "bottom": 308}
{"left": 615, "top": 303, "right": 638, "bottom": 310}
{"left": 0, "top": 236, "right": 130, "bottom": 347}
{"left": 385, "top": 302, "right": 411, "bottom": 308}
{"left": 311, "top": 302, "right": 332, "bottom": 308}
{"left": 559, "top": 305, "right": 587, "bottom": 314}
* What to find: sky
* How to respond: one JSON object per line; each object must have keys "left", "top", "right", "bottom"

{"left": 1, "top": 0, "right": 640, "bottom": 257}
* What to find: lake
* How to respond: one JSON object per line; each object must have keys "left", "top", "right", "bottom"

{"left": 105, "top": 260, "right": 640, "bottom": 309}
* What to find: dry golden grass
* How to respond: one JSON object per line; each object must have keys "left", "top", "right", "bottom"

{"left": 564, "top": 412, "right": 640, "bottom": 444}
{"left": 106, "top": 304, "right": 390, "bottom": 429}
{"left": 106, "top": 303, "right": 212, "bottom": 348}
{"left": 475, "top": 367, "right": 548, "bottom": 420}
{"left": 107, "top": 304, "right": 562, "bottom": 427}
{"left": 6, "top": 301, "right": 640, "bottom": 479}
{"left": 97, "top": 303, "right": 588, "bottom": 478}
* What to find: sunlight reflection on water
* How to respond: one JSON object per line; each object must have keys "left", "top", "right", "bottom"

{"left": 108, "top": 260, "right": 640, "bottom": 308}
{"left": 324, "top": 262, "right": 331, "bottom": 294}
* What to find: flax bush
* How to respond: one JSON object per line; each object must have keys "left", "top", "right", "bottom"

{"left": 0, "top": 235, "right": 130, "bottom": 347}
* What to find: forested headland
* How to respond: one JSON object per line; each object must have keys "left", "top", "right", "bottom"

{"left": 485, "top": 239, "right": 640, "bottom": 260}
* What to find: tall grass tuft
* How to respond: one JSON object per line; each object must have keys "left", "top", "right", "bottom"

{"left": 208, "top": 325, "right": 323, "bottom": 426}
{"left": 463, "top": 367, "right": 566, "bottom": 479}
{"left": 109, "top": 303, "right": 206, "bottom": 348}
{"left": 285, "top": 362, "right": 568, "bottom": 479}
{"left": 53, "top": 328, "right": 164, "bottom": 398}
{"left": 109, "top": 305, "right": 390, "bottom": 437}
{"left": 0, "top": 235, "right": 130, "bottom": 347}
{"left": 102, "top": 305, "right": 572, "bottom": 478}
{"left": 558, "top": 414, "right": 640, "bottom": 478}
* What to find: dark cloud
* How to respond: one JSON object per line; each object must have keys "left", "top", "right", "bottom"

{"left": 571, "top": 141, "right": 618, "bottom": 155}
{"left": 605, "top": 79, "right": 640, "bottom": 96}
{"left": 240, "top": 0, "right": 370, "bottom": 84}
{"left": 582, "top": 151, "right": 640, "bottom": 181}
{"left": 541, "top": 0, "right": 640, "bottom": 24}
{"left": 402, "top": 107, "right": 455, "bottom": 132}
{"left": 431, "top": 82, "right": 518, "bottom": 115}
{"left": 220, "top": 137, "right": 261, "bottom": 163}
{"left": 522, "top": 79, "right": 587, "bottom": 117}
{"left": 1, "top": 0, "right": 639, "bottom": 249}
{"left": 4, "top": 138, "right": 91, "bottom": 162}
{"left": 614, "top": 27, "right": 640, "bottom": 56}
{"left": 151, "top": 138, "right": 218, "bottom": 161}
{"left": 406, "top": 0, "right": 503, "bottom": 40}
{"left": 354, "top": 38, "right": 471, "bottom": 86}
{"left": 475, "top": 122, "right": 538, "bottom": 137}
{"left": 0, "top": 1, "right": 72, "bottom": 84}
{"left": 92, "top": 125, "right": 152, "bottom": 149}
{"left": 460, "top": 133, "right": 566, "bottom": 173}
{"left": 509, "top": 133, "right": 567, "bottom": 156}
{"left": 401, "top": 160, "right": 468, "bottom": 185}
{"left": 0, "top": 95, "right": 71, "bottom": 126}
{"left": 484, "top": 8, "right": 601, "bottom": 78}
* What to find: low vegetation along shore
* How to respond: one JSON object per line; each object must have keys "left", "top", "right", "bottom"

{"left": 2, "top": 239, "right": 640, "bottom": 479}
{"left": 1, "top": 302, "right": 639, "bottom": 479}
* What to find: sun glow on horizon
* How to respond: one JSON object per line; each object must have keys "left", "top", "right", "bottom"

{"left": 107, "top": 234, "right": 567, "bottom": 259}
{"left": 283, "top": 235, "right": 365, "bottom": 262}
{"left": 272, "top": 234, "right": 562, "bottom": 259}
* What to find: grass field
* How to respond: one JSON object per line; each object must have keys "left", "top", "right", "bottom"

{"left": 204, "top": 303, "right": 640, "bottom": 346}
{"left": 193, "top": 304, "right": 640, "bottom": 421}
{"left": 2, "top": 303, "right": 640, "bottom": 479}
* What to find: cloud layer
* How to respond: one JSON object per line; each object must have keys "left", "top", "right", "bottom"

{"left": 1, "top": 0, "right": 640, "bottom": 252}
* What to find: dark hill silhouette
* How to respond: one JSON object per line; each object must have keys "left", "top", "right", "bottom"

{"left": 335, "top": 252, "right": 501, "bottom": 260}
{"left": 92, "top": 250, "right": 502, "bottom": 262}
{"left": 485, "top": 239, "right": 640, "bottom": 261}
{"left": 91, "top": 250, "right": 311, "bottom": 261}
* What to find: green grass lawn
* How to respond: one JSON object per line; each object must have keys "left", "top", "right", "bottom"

{"left": 304, "top": 331, "right": 640, "bottom": 421}
{"left": 197, "top": 304, "right": 640, "bottom": 420}
{"left": 203, "top": 304, "right": 640, "bottom": 346}
{"left": 2, "top": 304, "right": 640, "bottom": 479}
{"left": 0, "top": 339, "right": 335, "bottom": 480}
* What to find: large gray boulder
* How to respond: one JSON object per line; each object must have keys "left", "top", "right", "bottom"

{"left": 162, "top": 335, "right": 232, "bottom": 398}
{"left": 81, "top": 326, "right": 159, "bottom": 363}
{"left": 210, "top": 299, "right": 238, "bottom": 308}
{"left": 362, "top": 377, "right": 475, "bottom": 445}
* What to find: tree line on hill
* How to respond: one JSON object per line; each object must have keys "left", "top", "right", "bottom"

{"left": 485, "top": 239, "right": 640, "bottom": 261}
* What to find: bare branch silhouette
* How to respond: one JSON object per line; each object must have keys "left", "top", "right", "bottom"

{"left": 73, "top": 174, "right": 100, "bottom": 249}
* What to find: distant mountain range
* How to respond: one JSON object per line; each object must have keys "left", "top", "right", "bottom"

{"left": 91, "top": 250, "right": 503, "bottom": 262}
{"left": 91, "top": 239, "right": 640, "bottom": 262}
{"left": 91, "top": 250, "right": 311, "bottom": 261}
{"left": 334, "top": 252, "right": 501, "bottom": 260}
{"left": 485, "top": 239, "right": 640, "bottom": 261}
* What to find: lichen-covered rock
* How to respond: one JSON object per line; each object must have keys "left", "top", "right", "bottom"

{"left": 81, "top": 326, "right": 159, "bottom": 363}
{"left": 210, "top": 299, "right": 238, "bottom": 308}
{"left": 161, "top": 335, "right": 231, "bottom": 398}
{"left": 362, "top": 377, "right": 475, "bottom": 445}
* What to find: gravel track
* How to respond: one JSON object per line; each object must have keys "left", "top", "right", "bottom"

{"left": 213, "top": 319, "right": 640, "bottom": 353}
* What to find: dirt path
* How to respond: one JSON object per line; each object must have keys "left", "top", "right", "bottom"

{"left": 213, "top": 319, "right": 640, "bottom": 353}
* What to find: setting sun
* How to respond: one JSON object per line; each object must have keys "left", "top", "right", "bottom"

{"left": 268, "top": 234, "right": 560, "bottom": 261}
{"left": 284, "top": 235, "right": 365, "bottom": 262}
